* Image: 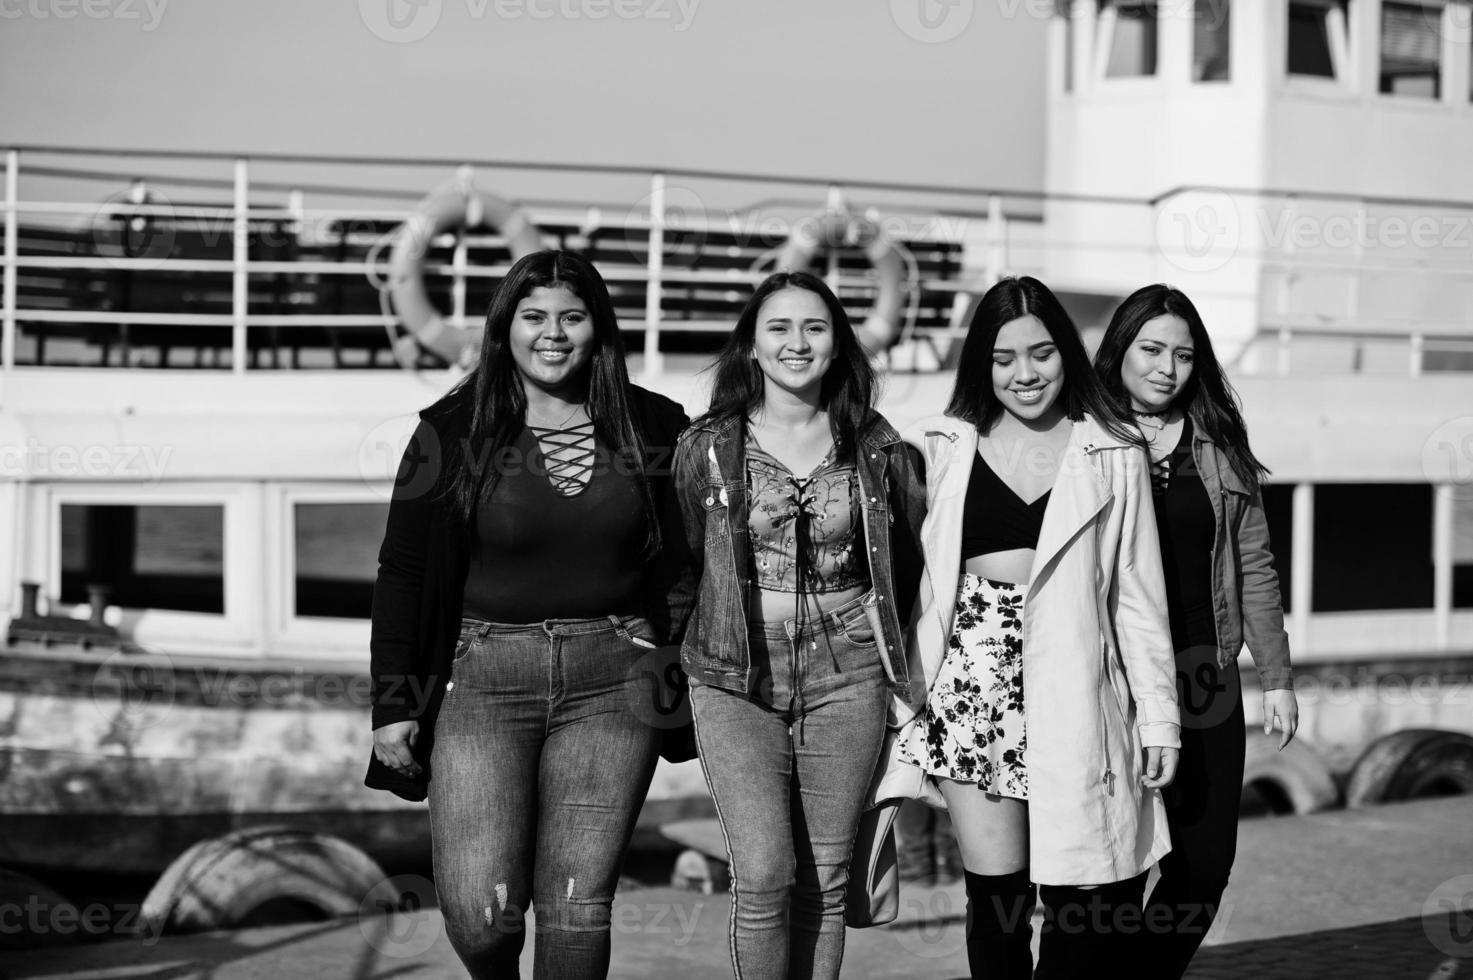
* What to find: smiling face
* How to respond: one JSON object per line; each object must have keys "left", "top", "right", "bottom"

{"left": 1120, "top": 313, "right": 1195, "bottom": 413}
{"left": 751, "top": 287, "right": 836, "bottom": 400}
{"left": 992, "top": 314, "right": 1065, "bottom": 422}
{"left": 508, "top": 285, "right": 595, "bottom": 396}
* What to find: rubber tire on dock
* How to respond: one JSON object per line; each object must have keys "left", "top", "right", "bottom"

{"left": 1241, "top": 729, "right": 1339, "bottom": 815}
{"left": 140, "top": 825, "right": 396, "bottom": 934}
{"left": 1345, "top": 729, "right": 1473, "bottom": 808}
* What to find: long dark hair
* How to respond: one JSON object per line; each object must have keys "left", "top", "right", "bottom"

{"left": 423, "top": 249, "right": 658, "bottom": 554}
{"left": 699, "top": 271, "right": 877, "bottom": 459}
{"left": 947, "top": 275, "right": 1140, "bottom": 444}
{"left": 1094, "top": 284, "right": 1270, "bottom": 488}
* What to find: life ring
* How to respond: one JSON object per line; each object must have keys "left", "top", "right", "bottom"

{"left": 1345, "top": 729, "right": 1473, "bottom": 807}
{"left": 387, "top": 182, "right": 543, "bottom": 364}
{"left": 775, "top": 211, "right": 907, "bottom": 351}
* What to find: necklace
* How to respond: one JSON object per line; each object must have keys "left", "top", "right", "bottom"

{"left": 1132, "top": 409, "right": 1169, "bottom": 433}
{"left": 528, "top": 402, "right": 586, "bottom": 431}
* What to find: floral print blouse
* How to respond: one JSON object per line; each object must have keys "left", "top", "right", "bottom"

{"left": 744, "top": 432, "right": 870, "bottom": 595}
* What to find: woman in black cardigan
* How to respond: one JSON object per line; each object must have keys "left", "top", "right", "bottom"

{"left": 367, "top": 250, "right": 691, "bottom": 979}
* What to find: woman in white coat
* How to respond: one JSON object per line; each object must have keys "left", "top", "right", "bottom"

{"left": 876, "top": 276, "right": 1180, "bottom": 980}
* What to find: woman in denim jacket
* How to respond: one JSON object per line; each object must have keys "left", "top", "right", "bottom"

{"left": 1095, "top": 284, "right": 1297, "bottom": 980}
{"left": 673, "top": 270, "right": 925, "bottom": 980}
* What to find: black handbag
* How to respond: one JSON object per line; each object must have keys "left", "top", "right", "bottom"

{"left": 846, "top": 798, "right": 901, "bottom": 927}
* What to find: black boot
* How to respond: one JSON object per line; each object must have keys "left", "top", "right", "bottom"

{"left": 962, "top": 868, "right": 1036, "bottom": 980}
{"left": 1035, "top": 873, "right": 1148, "bottom": 980}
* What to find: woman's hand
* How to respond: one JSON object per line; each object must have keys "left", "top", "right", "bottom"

{"left": 373, "top": 720, "right": 422, "bottom": 777}
{"left": 1263, "top": 689, "right": 1299, "bottom": 750}
{"left": 1141, "top": 746, "right": 1179, "bottom": 789}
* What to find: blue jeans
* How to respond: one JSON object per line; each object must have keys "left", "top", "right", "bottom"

{"left": 690, "top": 592, "right": 890, "bottom": 980}
{"left": 429, "top": 615, "right": 662, "bottom": 980}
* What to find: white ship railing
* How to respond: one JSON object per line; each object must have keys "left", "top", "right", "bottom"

{"left": 3, "top": 145, "right": 1473, "bottom": 376}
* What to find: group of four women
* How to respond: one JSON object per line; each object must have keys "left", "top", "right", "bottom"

{"left": 368, "top": 249, "right": 1298, "bottom": 980}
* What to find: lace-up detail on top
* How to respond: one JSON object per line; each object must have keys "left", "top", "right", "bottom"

{"left": 528, "top": 420, "right": 596, "bottom": 496}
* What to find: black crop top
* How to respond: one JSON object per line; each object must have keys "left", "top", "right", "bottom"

{"left": 960, "top": 451, "right": 1051, "bottom": 561}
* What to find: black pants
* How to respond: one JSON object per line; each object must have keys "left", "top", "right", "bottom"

{"left": 1141, "top": 647, "right": 1246, "bottom": 979}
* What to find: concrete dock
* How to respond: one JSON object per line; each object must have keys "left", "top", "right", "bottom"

{"left": 4, "top": 797, "right": 1470, "bottom": 979}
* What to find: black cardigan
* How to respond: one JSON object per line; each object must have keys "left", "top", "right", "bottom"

{"left": 364, "top": 384, "right": 693, "bottom": 801}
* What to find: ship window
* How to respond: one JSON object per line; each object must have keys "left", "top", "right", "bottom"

{"left": 1456, "top": 495, "right": 1473, "bottom": 608}
{"left": 1099, "top": 0, "right": 1159, "bottom": 77}
{"left": 60, "top": 504, "right": 225, "bottom": 614}
{"left": 1288, "top": 0, "right": 1350, "bottom": 79}
{"left": 293, "top": 502, "right": 389, "bottom": 620}
{"left": 1194, "top": 0, "right": 1232, "bottom": 81}
{"left": 1379, "top": 1, "right": 1442, "bottom": 97}
{"left": 1313, "top": 485, "right": 1433, "bottom": 611}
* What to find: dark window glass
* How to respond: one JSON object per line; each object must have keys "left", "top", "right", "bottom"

{"left": 1195, "top": 0, "right": 1232, "bottom": 81}
{"left": 1312, "top": 484, "right": 1433, "bottom": 611}
{"left": 1102, "top": 0, "right": 1159, "bottom": 77}
{"left": 1262, "top": 484, "right": 1295, "bottom": 612}
{"left": 1379, "top": 1, "right": 1441, "bottom": 97}
{"left": 61, "top": 504, "right": 224, "bottom": 613}
{"left": 1288, "top": 0, "right": 1345, "bottom": 77}
{"left": 294, "top": 502, "right": 389, "bottom": 619}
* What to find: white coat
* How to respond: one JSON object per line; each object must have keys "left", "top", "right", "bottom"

{"left": 871, "top": 413, "right": 1181, "bottom": 886}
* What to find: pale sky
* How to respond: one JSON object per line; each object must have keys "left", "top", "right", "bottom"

{"left": 0, "top": 0, "right": 1049, "bottom": 202}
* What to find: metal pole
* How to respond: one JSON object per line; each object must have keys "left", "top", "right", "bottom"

{"left": 986, "top": 194, "right": 1005, "bottom": 284}
{"left": 1433, "top": 487, "right": 1453, "bottom": 649}
{"left": 1290, "top": 482, "right": 1314, "bottom": 655}
{"left": 232, "top": 158, "right": 249, "bottom": 374}
{"left": 3, "top": 150, "right": 17, "bottom": 374}
{"left": 642, "top": 172, "right": 665, "bottom": 377}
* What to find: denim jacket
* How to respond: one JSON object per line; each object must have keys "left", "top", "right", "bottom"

{"left": 1192, "top": 429, "right": 1294, "bottom": 691}
{"left": 673, "top": 410, "right": 927, "bottom": 702}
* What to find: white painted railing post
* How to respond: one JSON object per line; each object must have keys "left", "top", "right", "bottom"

{"left": 3, "top": 149, "right": 17, "bottom": 374}
{"left": 986, "top": 194, "right": 1005, "bottom": 284}
{"left": 232, "top": 158, "right": 249, "bottom": 374}
{"left": 1290, "top": 482, "right": 1314, "bottom": 654}
{"left": 1433, "top": 487, "right": 1453, "bottom": 649}
{"left": 643, "top": 172, "right": 665, "bottom": 377}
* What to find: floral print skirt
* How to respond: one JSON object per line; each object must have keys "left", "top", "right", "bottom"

{"left": 898, "top": 573, "right": 1028, "bottom": 799}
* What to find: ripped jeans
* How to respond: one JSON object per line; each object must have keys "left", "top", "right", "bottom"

{"left": 429, "top": 615, "right": 663, "bottom": 979}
